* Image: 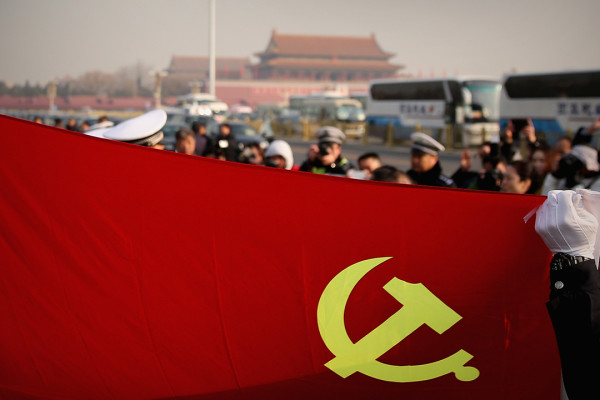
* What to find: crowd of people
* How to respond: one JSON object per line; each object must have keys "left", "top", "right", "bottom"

{"left": 445, "top": 118, "right": 600, "bottom": 194}
{"left": 44, "top": 111, "right": 599, "bottom": 196}
{"left": 169, "top": 115, "right": 600, "bottom": 196}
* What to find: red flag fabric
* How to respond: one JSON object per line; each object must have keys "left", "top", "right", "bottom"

{"left": 0, "top": 115, "right": 557, "bottom": 399}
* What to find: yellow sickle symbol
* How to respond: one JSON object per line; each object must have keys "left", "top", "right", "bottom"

{"left": 317, "top": 257, "right": 480, "bottom": 382}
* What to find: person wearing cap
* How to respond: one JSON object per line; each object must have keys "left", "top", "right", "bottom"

{"left": 84, "top": 109, "right": 167, "bottom": 149}
{"left": 264, "top": 139, "right": 294, "bottom": 170}
{"left": 214, "top": 123, "right": 239, "bottom": 162}
{"left": 407, "top": 132, "right": 456, "bottom": 188}
{"left": 299, "top": 126, "right": 354, "bottom": 175}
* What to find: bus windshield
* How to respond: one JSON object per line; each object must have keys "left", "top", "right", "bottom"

{"left": 463, "top": 81, "right": 501, "bottom": 122}
{"left": 336, "top": 105, "right": 365, "bottom": 122}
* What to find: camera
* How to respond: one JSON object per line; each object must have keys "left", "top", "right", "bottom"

{"left": 478, "top": 168, "right": 504, "bottom": 191}
{"left": 553, "top": 153, "right": 584, "bottom": 188}
{"left": 318, "top": 142, "right": 332, "bottom": 157}
{"left": 264, "top": 158, "right": 280, "bottom": 168}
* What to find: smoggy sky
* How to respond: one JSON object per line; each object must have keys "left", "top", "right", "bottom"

{"left": 1, "top": 0, "right": 599, "bottom": 85}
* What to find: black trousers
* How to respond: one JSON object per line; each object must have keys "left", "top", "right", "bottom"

{"left": 547, "top": 259, "right": 600, "bottom": 400}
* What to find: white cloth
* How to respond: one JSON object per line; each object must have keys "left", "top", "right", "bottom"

{"left": 535, "top": 190, "right": 598, "bottom": 260}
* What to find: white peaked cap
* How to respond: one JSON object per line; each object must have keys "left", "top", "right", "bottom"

{"left": 103, "top": 110, "right": 167, "bottom": 142}
{"left": 83, "top": 127, "right": 112, "bottom": 139}
{"left": 410, "top": 132, "right": 445, "bottom": 155}
{"left": 83, "top": 110, "right": 167, "bottom": 147}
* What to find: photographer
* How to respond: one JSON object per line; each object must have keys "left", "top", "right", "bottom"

{"left": 541, "top": 144, "right": 600, "bottom": 194}
{"left": 452, "top": 142, "right": 505, "bottom": 191}
{"left": 500, "top": 118, "right": 544, "bottom": 162}
{"left": 214, "top": 123, "right": 239, "bottom": 162}
{"left": 299, "top": 126, "right": 354, "bottom": 175}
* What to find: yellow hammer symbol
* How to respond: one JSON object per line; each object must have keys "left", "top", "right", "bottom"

{"left": 317, "top": 257, "right": 479, "bottom": 383}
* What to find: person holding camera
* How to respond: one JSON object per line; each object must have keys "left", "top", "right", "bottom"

{"left": 500, "top": 119, "right": 544, "bottom": 162}
{"left": 451, "top": 142, "right": 506, "bottom": 191}
{"left": 541, "top": 144, "right": 600, "bottom": 194}
{"left": 299, "top": 126, "right": 354, "bottom": 176}
{"left": 264, "top": 139, "right": 294, "bottom": 170}
{"left": 214, "top": 123, "right": 239, "bottom": 162}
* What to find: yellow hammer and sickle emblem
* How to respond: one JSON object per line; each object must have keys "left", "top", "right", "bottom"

{"left": 317, "top": 257, "right": 480, "bottom": 383}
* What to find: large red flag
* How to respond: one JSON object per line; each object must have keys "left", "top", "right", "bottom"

{"left": 0, "top": 115, "right": 556, "bottom": 399}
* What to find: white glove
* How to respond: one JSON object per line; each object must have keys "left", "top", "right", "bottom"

{"left": 535, "top": 190, "right": 598, "bottom": 259}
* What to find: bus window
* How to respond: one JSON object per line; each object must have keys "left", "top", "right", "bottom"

{"left": 370, "top": 81, "right": 447, "bottom": 101}
{"left": 504, "top": 71, "right": 600, "bottom": 98}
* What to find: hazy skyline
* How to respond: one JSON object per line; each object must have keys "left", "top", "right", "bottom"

{"left": 1, "top": 0, "right": 599, "bottom": 85}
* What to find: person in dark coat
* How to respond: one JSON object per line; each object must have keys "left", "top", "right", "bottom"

{"left": 214, "top": 123, "right": 239, "bottom": 162}
{"left": 191, "top": 121, "right": 214, "bottom": 157}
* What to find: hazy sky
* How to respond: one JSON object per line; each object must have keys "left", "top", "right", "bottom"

{"left": 1, "top": 0, "right": 599, "bottom": 85}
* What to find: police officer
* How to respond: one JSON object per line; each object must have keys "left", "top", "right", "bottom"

{"left": 407, "top": 132, "right": 455, "bottom": 187}
{"left": 85, "top": 109, "right": 167, "bottom": 149}
{"left": 299, "top": 126, "right": 354, "bottom": 175}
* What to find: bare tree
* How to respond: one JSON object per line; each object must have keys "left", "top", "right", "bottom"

{"left": 114, "top": 61, "right": 153, "bottom": 97}
{"left": 72, "top": 71, "right": 118, "bottom": 96}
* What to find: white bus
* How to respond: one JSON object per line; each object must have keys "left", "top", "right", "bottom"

{"left": 299, "top": 97, "right": 366, "bottom": 138}
{"left": 288, "top": 90, "right": 347, "bottom": 112}
{"left": 500, "top": 69, "right": 600, "bottom": 146}
{"left": 366, "top": 77, "right": 501, "bottom": 146}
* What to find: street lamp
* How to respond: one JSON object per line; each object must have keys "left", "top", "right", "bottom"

{"left": 150, "top": 70, "right": 168, "bottom": 109}
{"left": 209, "top": 0, "right": 216, "bottom": 97}
{"left": 47, "top": 80, "right": 58, "bottom": 112}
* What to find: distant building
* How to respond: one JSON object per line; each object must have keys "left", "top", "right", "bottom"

{"left": 253, "top": 30, "right": 403, "bottom": 82}
{"left": 167, "top": 56, "right": 250, "bottom": 80}
{"left": 164, "top": 56, "right": 250, "bottom": 93}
